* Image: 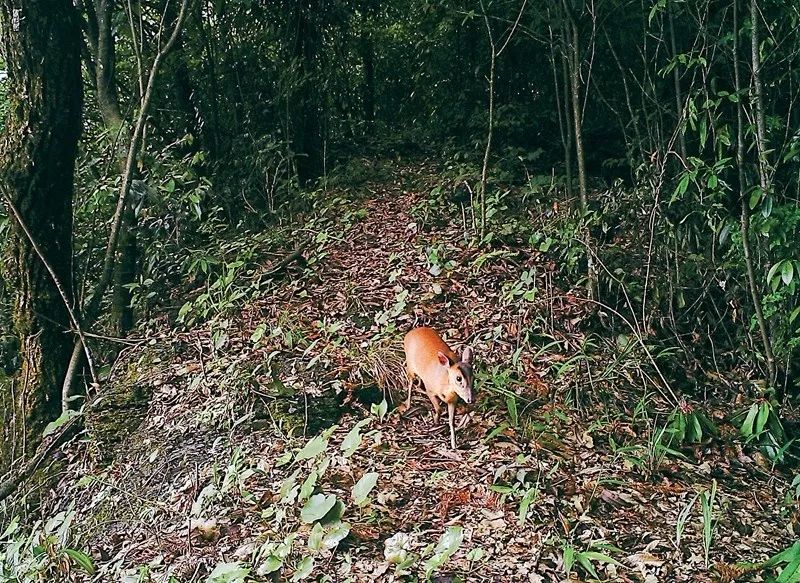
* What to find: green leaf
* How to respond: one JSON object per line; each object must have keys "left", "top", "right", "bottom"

{"left": 782, "top": 261, "right": 795, "bottom": 286}
{"left": 292, "top": 556, "right": 314, "bottom": 581}
{"left": 563, "top": 544, "right": 575, "bottom": 576}
{"left": 205, "top": 562, "right": 250, "bottom": 583}
{"left": 768, "top": 261, "right": 784, "bottom": 289}
{"left": 762, "top": 194, "right": 773, "bottom": 218}
{"left": 251, "top": 323, "right": 267, "bottom": 343}
{"left": 308, "top": 522, "right": 324, "bottom": 552}
{"left": 322, "top": 521, "right": 350, "bottom": 549}
{"left": 740, "top": 403, "right": 759, "bottom": 438}
{"left": 581, "top": 551, "right": 620, "bottom": 566}
{"left": 63, "top": 549, "right": 95, "bottom": 575}
{"left": 43, "top": 410, "right": 80, "bottom": 438}
{"left": 673, "top": 173, "right": 691, "bottom": 201}
{"left": 0, "top": 517, "right": 19, "bottom": 539}
{"left": 749, "top": 187, "right": 763, "bottom": 210}
{"left": 299, "top": 470, "right": 318, "bottom": 501}
{"left": 577, "top": 553, "right": 599, "bottom": 579}
{"left": 777, "top": 553, "right": 800, "bottom": 583}
{"left": 506, "top": 396, "right": 518, "bottom": 426}
{"left": 300, "top": 494, "right": 338, "bottom": 524}
{"left": 258, "top": 555, "right": 283, "bottom": 575}
{"left": 434, "top": 525, "right": 463, "bottom": 556}
{"left": 295, "top": 435, "right": 328, "bottom": 461}
{"left": 707, "top": 174, "right": 718, "bottom": 189}
{"left": 765, "top": 542, "right": 800, "bottom": 568}
{"left": 352, "top": 472, "right": 379, "bottom": 506}
{"left": 341, "top": 419, "right": 369, "bottom": 458}
{"left": 518, "top": 488, "right": 537, "bottom": 525}
{"left": 755, "top": 402, "right": 770, "bottom": 435}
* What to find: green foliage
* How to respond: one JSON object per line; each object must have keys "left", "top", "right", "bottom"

{"left": 0, "top": 510, "right": 95, "bottom": 581}
{"left": 664, "top": 404, "right": 717, "bottom": 446}
{"left": 560, "top": 540, "right": 621, "bottom": 580}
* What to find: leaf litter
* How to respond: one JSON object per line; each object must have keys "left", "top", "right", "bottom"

{"left": 36, "top": 162, "right": 795, "bottom": 582}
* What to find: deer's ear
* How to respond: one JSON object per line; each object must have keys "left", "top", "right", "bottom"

{"left": 437, "top": 351, "right": 450, "bottom": 366}
{"left": 462, "top": 346, "right": 473, "bottom": 364}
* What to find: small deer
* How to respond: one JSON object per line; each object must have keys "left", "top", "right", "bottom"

{"left": 403, "top": 327, "right": 474, "bottom": 449}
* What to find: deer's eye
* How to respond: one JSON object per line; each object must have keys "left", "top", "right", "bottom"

{"left": 456, "top": 376, "right": 462, "bottom": 383}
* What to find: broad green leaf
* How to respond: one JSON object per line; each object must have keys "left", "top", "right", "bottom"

{"left": 518, "top": 488, "right": 537, "bottom": 525}
{"left": 762, "top": 194, "right": 773, "bottom": 218}
{"left": 205, "top": 562, "right": 250, "bottom": 583}
{"left": 782, "top": 261, "right": 795, "bottom": 286}
{"left": 673, "top": 173, "right": 691, "bottom": 201}
{"left": 251, "top": 323, "right": 267, "bottom": 343}
{"left": 434, "top": 525, "right": 463, "bottom": 556}
{"left": 466, "top": 547, "right": 485, "bottom": 562}
{"left": 777, "top": 553, "right": 800, "bottom": 583}
{"left": 295, "top": 435, "right": 328, "bottom": 461}
{"left": 581, "top": 551, "right": 620, "bottom": 566}
{"left": 352, "top": 472, "right": 379, "bottom": 506}
{"left": 1, "top": 517, "right": 19, "bottom": 539}
{"left": 563, "top": 544, "right": 575, "bottom": 575}
{"left": 322, "top": 521, "right": 351, "bottom": 549}
{"left": 300, "top": 494, "right": 337, "bottom": 524}
{"left": 764, "top": 542, "right": 800, "bottom": 568}
{"left": 740, "top": 403, "right": 759, "bottom": 438}
{"left": 749, "top": 187, "right": 763, "bottom": 210}
{"left": 768, "top": 261, "right": 784, "bottom": 289}
{"left": 63, "top": 549, "right": 95, "bottom": 574}
{"left": 577, "top": 553, "right": 599, "bottom": 578}
{"left": 43, "top": 410, "right": 80, "bottom": 437}
{"left": 755, "top": 402, "right": 770, "bottom": 435}
{"left": 299, "top": 470, "right": 318, "bottom": 502}
{"left": 292, "top": 556, "right": 314, "bottom": 581}
{"left": 308, "top": 522, "right": 325, "bottom": 552}
{"left": 341, "top": 419, "right": 369, "bottom": 458}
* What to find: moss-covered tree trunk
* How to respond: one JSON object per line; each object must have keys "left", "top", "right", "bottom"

{"left": 0, "top": 1, "right": 82, "bottom": 470}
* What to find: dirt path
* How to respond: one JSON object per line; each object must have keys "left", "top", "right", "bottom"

{"left": 57, "top": 163, "right": 792, "bottom": 582}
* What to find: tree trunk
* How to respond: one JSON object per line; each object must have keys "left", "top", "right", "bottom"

{"left": 733, "top": 0, "right": 776, "bottom": 387}
{"left": 556, "top": 12, "right": 574, "bottom": 199}
{"left": 668, "top": 0, "right": 687, "bottom": 162}
{"left": 750, "top": 0, "right": 770, "bottom": 194}
{"left": 81, "top": 0, "right": 137, "bottom": 338}
{"left": 564, "top": 2, "right": 588, "bottom": 211}
{"left": 0, "top": 1, "right": 82, "bottom": 469}
{"left": 479, "top": 0, "right": 496, "bottom": 241}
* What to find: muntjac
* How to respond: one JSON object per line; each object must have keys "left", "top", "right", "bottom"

{"left": 403, "top": 327, "right": 474, "bottom": 449}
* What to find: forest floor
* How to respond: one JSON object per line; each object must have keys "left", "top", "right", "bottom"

{"left": 46, "top": 161, "right": 794, "bottom": 582}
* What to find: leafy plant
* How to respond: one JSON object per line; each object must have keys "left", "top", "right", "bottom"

{"left": 0, "top": 510, "right": 95, "bottom": 582}
{"left": 561, "top": 540, "right": 621, "bottom": 580}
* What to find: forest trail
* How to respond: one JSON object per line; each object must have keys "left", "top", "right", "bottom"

{"left": 61, "top": 163, "right": 789, "bottom": 582}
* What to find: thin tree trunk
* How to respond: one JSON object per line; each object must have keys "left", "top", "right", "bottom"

{"left": 479, "top": 0, "right": 496, "bottom": 241}
{"left": 733, "top": 0, "right": 776, "bottom": 387}
{"left": 566, "top": 8, "right": 588, "bottom": 212}
{"left": 560, "top": 17, "right": 574, "bottom": 198}
{"left": 62, "top": 0, "right": 191, "bottom": 404}
{"left": 0, "top": 0, "right": 82, "bottom": 469}
{"left": 750, "top": 0, "right": 769, "bottom": 193}
{"left": 549, "top": 15, "right": 573, "bottom": 200}
{"left": 668, "top": 0, "right": 687, "bottom": 161}
{"left": 562, "top": 0, "right": 594, "bottom": 295}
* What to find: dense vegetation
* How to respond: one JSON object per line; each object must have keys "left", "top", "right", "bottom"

{"left": 0, "top": 0, "right": 799, "bottom": 581}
